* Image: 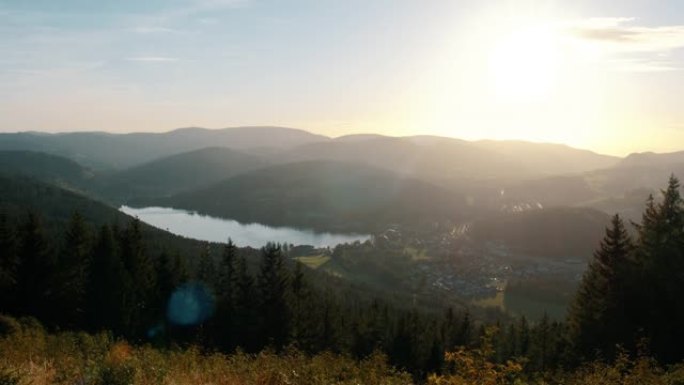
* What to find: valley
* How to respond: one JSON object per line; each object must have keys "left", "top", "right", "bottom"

{"left": 1, "top": 126, "right": 681, "bottom": 320}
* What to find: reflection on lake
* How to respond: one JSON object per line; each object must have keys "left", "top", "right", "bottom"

{"left": 120, "top": 206, "right": 370, "bottom": 248}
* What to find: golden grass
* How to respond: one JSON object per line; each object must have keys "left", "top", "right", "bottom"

{"left": 0, "top": 316, "right": 411, "bottom": 385}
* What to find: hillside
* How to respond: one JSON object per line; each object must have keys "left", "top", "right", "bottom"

{"left": 284, "top": 136, "right": 618, "bottom": 187}
{"left": 154, "top": 160, "right": 471, "bottom": 233}
{"left": 576, "top": 163, "right": 684, "bottom": 221}
{"left": 0, "top": 151, "right": 94, "bottom": 190}
{"left": 97, "top": 147, "right": 271, "bottom": 200}
{"left": 470, "top": 207, "right": 610, "bottom": 258}
{"left": 618, "top": 150, "right": 684, "bottom": 168}
{"left": 0, "top": 175, "right": 221, "bottom": 258}
{"left": 0, "top": 127, "right": 328, "bottom": 170}
{"left": 472, "top": 140, "right": 619, "bottom": 175}
{"left": 283, "top": 136, "right": 526, "bottom": 182}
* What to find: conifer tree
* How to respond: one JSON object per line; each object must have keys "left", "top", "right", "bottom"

{"left": 118, "top": 219, "right": 156, "bottom": 337}
{"left": 231, "top": 253, "right": 257, "bottom": 351}
{"left": 0, "top": 213, "right": 18, "bottom": 311}
{"left": 87, "top": 225, "right": 129, "bottom": 333}
{"left": 317, "top": 291, "right": 340, "bottom": 352}
{"left": 156, "top": 250, "right": 189, "bottom": 310}
{"left": 54, "top": 212, "right": 92, "bottom": 328}
{"left": 288, "top": 262, "right": 318, "bottom": 352}
{"left": 257, "top": 243, "right": 290, "bottom": 350}
{"left": 568, "top": 213, "right": 632, "bottom": 360}
{"left": 217, "top": 239, "right": 236, "bottom": 291}
{"left": 215, "top": 240, "right": 237, "bottom": 350}
{"left": 196, "top": 243, "right": 217, "bottom": 287}
{"left": 516, "top": 316, "right": 530, "bottom": 357}
{"left": 15, "top": 212, "right": 55, "bottom": 320}
{"left": 634, "top": 175, "right": 684, "bottom": 362}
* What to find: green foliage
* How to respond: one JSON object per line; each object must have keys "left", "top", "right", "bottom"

{"left": 15, "top": 211, "right": 56, "bottom": 320}
{"left": 568, "top": 175, "right": 684, "bottom": 364}
{"left": 257, "top": 243, "right": 291, "bottom": 350}
{"left": 54, "top": 212, "right": 92, "bottom": 327}
{"left": 99, "top": 146, "right": 269, "bottom": 201}
{"left": 162, "top": 160, "right": 467, "bottom": 233}
{"left": 5, "top": 175, "right": 684, "bottom": 381}
{"left": 568, "top": 213, "right": 633, "bottom": 360}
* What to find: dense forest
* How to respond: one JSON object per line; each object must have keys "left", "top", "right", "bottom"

{"left": 2, "top": 176, "right": 684, "bottom": 384}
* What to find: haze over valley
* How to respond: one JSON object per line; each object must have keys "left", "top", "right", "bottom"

{"left": 1, "top": 125, "right": 681, "bottom": 320}
{"left": 4, "top": 1, "right": 684, "bottom": 383}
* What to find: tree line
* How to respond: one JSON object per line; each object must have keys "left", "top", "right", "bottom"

{"left": 0, "top": 208, "right": 569, "bottom": 377}
{"left": 568, "top": 175, "right": 684, "bottom": 364}
{"left": 1, "top": 176, "right": 683, "bottom": 377}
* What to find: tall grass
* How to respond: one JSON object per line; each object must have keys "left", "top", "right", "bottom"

{"left": 4, "top": 315, "right": 684, "bottom": 385}
{"left": 0, "top": 315, "right": 410, "bottom": 385}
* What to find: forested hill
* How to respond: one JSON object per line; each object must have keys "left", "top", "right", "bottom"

{"left": 0, "top": 175, "right": 220, "bottom": 258}
{"left": 470, "top": 207, "right": 610, "bottom": 259}
{"left": 3, "top": 177, "right": 684, "bottom": 383}
{"left": 0, "top": 150, "right": 94, "bottom": 190}
{"left": 0, "top": 126, "right": 327, "bottom": 169}
{"left": 281, "top": 136, "right": 618, "bottom": 183}
{"left": 95, "top": 146, "right": 271, "bottom": 200}
{"left": 152, "top": 160, "right": 472, "bottom": 233}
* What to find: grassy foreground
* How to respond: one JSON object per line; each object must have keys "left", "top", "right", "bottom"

{"left": 3, "top": 316, "right": 684, "bottom": 385}
{"left": 0, "top": 316, "right": 410, "bottom": 385}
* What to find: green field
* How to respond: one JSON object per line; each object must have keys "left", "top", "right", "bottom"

{"left": 295, "top": 255, "right": 331, "bottom": 269}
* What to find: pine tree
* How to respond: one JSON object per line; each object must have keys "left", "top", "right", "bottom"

{"left": 118, "top": 219, "right": 156, "bottom": 338}
{"left": 634, "top": 175, "right": 684, "bottom": 362}
{"left": 196, "top": 243, "right": 216, "bottom": 287}
{"left": 217, "top": 240, "right": 236, "bottom": 291}
{"left": 87, "top": 225, "right": 129, "bottom": 334}
{"left": 54, "top": 212, "right": 92, "bottom": 328}
{"left": 516, "top": 316, "right": 530, "bottom": 357}
{"left": 154, "top": 250, "right": 189, "bottom": 344}
{"left": 215, "top": 240, "right": 237, "bottom": 350}
{"left": 317, "top": 291, "right": 340, "bottom": 352}
{"left": 530, "top": 313, "right": 552, "bottom": 371}
{"left": 156, "top": 250, "right": 189, "bottom": 311}
{"left": 288, "top": 262, "right": 322, "bottom": 353}
{"left": 231, "top": 253, "right": 257, "bottom": 351}
{"left": 257, "top": 243, "right": 290, "bottom": 350}
{"left": 0, "top": 213, "right": 18, "bottom": 311}
{"left": 15, "top": 212, "right": 55, "bottom": 320}
{"left": 568, "top": 213, "right": 632, "bottom": 360}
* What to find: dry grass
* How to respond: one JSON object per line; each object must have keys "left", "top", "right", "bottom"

{"left": 0, "top": 315, "right": 411, "bottom": 385}
{"left": 4, "top": 315, "right": 684, "bottom": 385}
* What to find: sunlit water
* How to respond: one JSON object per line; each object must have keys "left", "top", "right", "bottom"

{"left": 120, "top": 206, "right": 370, "bottom": 248}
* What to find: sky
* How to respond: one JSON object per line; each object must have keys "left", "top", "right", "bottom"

{"left": 1, "top": 0, "right": 684, "bottom": 155}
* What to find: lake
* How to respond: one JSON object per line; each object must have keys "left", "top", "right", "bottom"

{"left": 120, "top": 206, "right": 371, "bottom": 248}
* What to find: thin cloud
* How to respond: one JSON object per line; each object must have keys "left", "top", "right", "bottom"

{"left": 151, "top": 0, "right": 249, "bottom": 22}
{"left": 608, "top": 59, "right": 679, "bottom": 73}
{"left": 565, "top": 18, "right": 684, "bottom": 72}
{"left": 126, "top": 56, "right": 179, "bottom": 62}
{"left": 569, "top": 18, "right": 684, "bottom": 52}
{"left": 120, "top": 0, "right": 249, "bottom": 37}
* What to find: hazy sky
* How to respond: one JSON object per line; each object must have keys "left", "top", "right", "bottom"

{"left": 1, "top": 0, "right": 684, "bottom": 155}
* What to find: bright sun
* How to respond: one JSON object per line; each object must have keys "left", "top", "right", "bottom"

{"left": 488, "top": 25, "right": 560, "bottom": 103}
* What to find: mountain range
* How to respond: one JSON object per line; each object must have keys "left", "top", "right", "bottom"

{"left": 2, "top": 125, "right": 683, "bottom": 254}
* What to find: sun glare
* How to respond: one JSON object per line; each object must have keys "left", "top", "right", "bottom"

{"left": 488, "top": 25, "right": 559, "bottom": 103}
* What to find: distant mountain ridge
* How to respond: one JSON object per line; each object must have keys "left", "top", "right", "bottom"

{"left": 0, "top": 126, "right": 328, "bottom": 169}
{"left": 618, "top": 150, "right": 684, "bottom": 168}
{"left": 0, "top": 126, "right": 619, "bottom": 174}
